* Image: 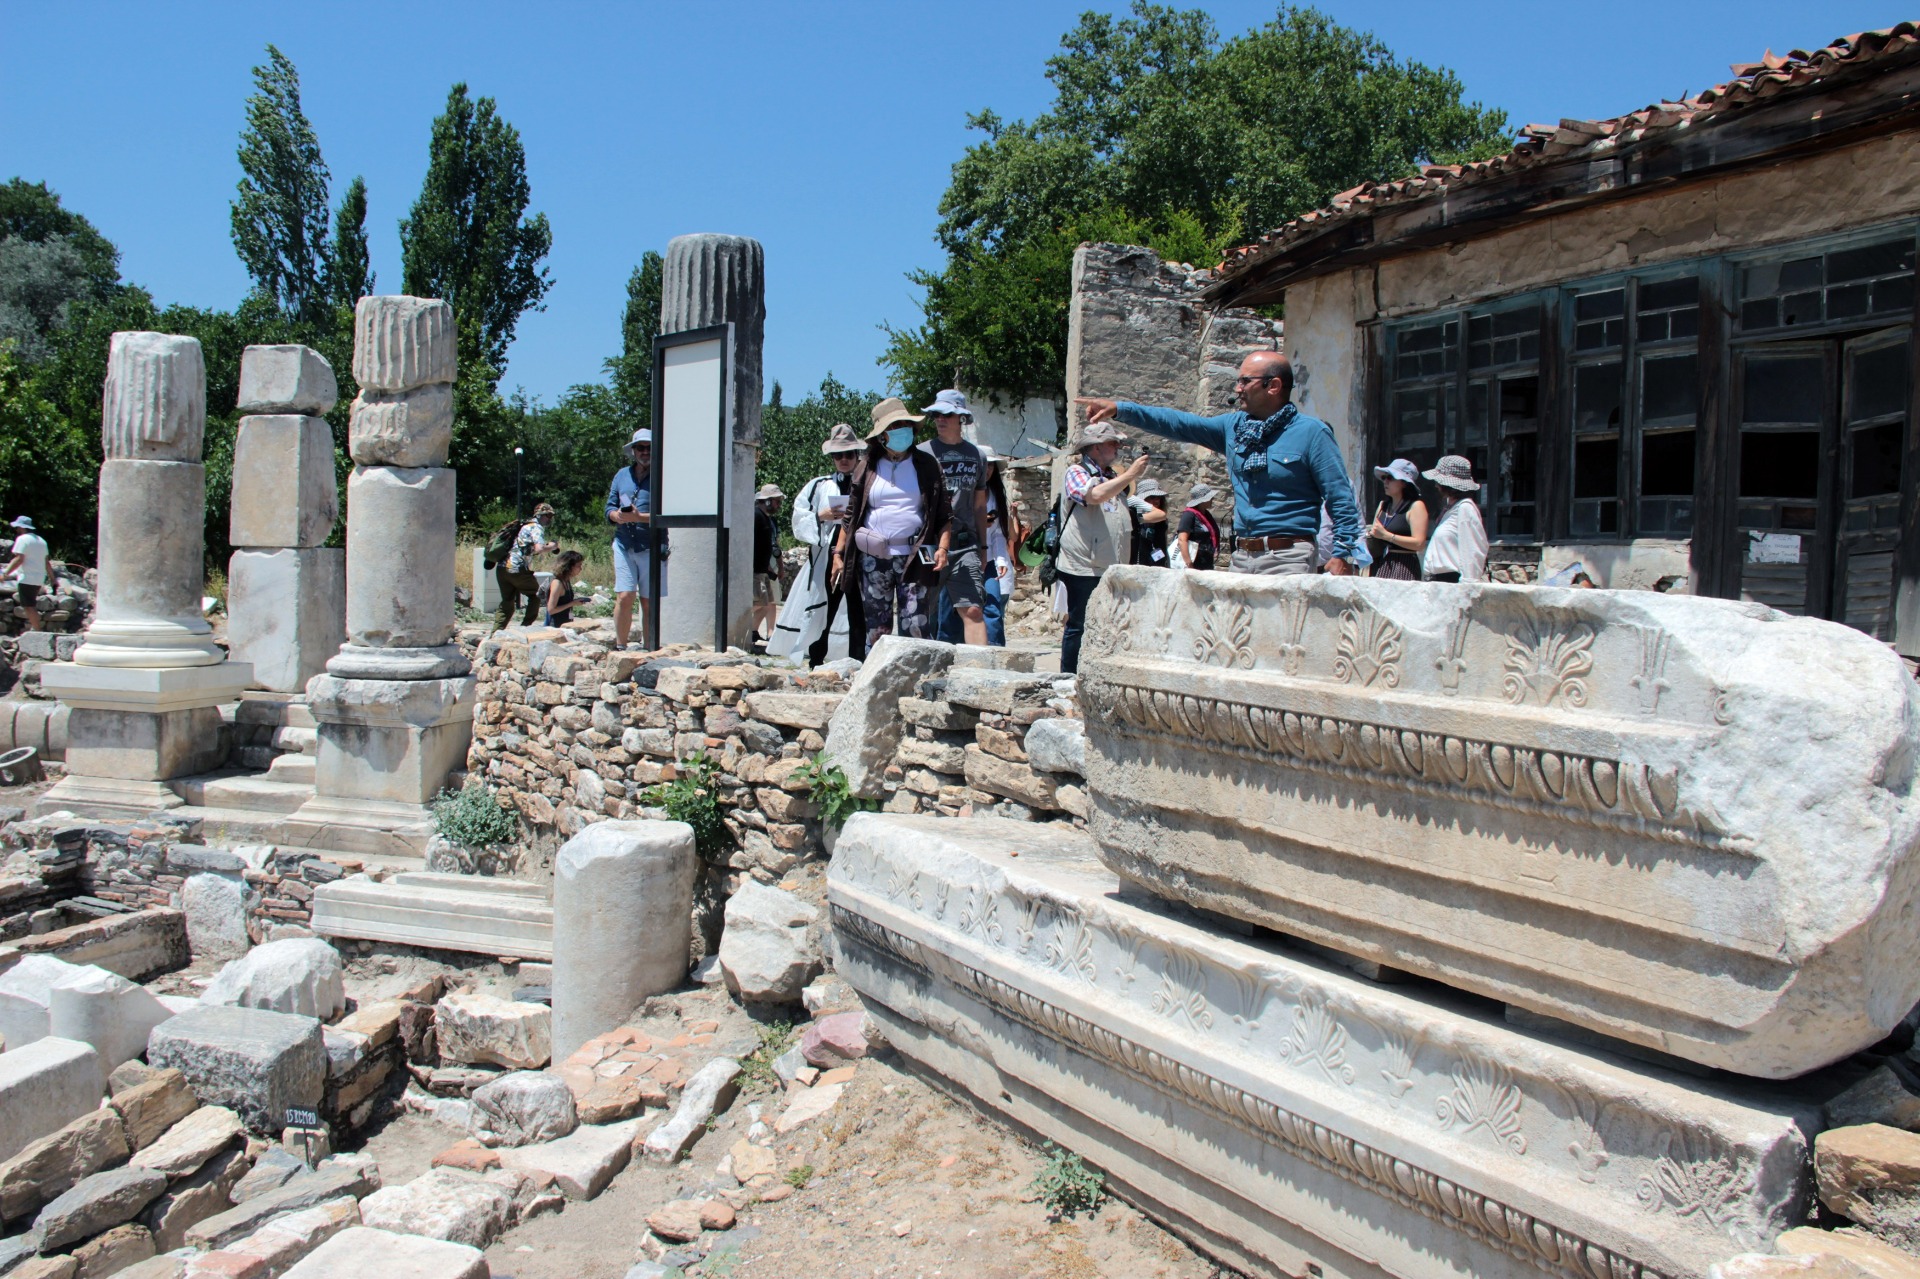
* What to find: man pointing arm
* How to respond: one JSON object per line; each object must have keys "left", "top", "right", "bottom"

{"left": 1076, "top": 351, "right": 1359, "bottom": 576}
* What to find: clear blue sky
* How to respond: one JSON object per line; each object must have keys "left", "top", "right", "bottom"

{"left": 1, "top": 2, "right": 1900, "bottom": 404}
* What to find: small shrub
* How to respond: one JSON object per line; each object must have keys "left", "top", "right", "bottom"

{"left": 737, "top": 1020, "right": 797, "bottom": 1091}
{"left": 431, "top": 783, "right": 518, "bottom": 850}
{"left": 1031, "top": 1143, "right": 1104, "bottom": 1219}
{"left": 784, "top": 1163, "right": 814, "bottom": 1189}
{"left": 642, "top": 751, "right": 727, "bottom": 860}
{"left": 797, "top": 753, "right": 879, "bottom": 831}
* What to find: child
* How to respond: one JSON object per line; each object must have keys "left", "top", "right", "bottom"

{"left": 545, "top": 550, "right": 585, "bottom": 627}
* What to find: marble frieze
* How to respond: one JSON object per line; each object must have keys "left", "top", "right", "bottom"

{"left": 1076, "top": 568, "right": 1920, "bottom": 1079}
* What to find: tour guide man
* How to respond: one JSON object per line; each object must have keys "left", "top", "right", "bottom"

{"left": 1076, "top": 350, "right": 1361, "bottom": 575}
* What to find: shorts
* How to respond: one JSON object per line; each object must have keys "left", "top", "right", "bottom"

{"left": 612, "top": 542, "right": 668, "bottom": 596}
{"left": 753, "top": 573, "right": 778, "bottom": 606}
{"left": 15, "top": 584, "right": 39, "bottom": 607}
{"left": 940, "top": 546, "right": 987, "bottom": 609}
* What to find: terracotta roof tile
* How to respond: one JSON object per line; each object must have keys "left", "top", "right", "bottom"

{"left": 1213, "top": 23, "right": 1920, "bottom": 287}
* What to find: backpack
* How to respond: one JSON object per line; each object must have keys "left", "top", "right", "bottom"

{"left": 1031, "top": 492, "right": 1067, "bottom": 590}
{"left": 483, "top": 518, "right": 527, "bottom": 570}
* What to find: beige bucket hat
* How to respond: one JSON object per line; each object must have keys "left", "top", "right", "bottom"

{"left": 866, "top": 397, "right": 924, "bottom": 441}
{"left": 822, "top": 423, "right": 863, "bottom": 454}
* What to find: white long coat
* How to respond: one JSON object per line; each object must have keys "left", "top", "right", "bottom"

{"left": 767, "top": 473, "right": 851, "bottom": 662}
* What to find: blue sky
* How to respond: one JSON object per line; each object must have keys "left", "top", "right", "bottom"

{"left": 1, "top": 2, "right": 1900, "bottom": 403}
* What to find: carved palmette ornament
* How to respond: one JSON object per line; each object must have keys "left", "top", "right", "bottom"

{"left": 1333, "top": 599, "right": 1404, "bottom": 688}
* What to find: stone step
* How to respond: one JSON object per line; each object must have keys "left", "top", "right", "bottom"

{"left": 174, "top": 774, "right": 314, "bottom": 816}
{"left": 234, "top": 694, "right": 317, "bottom": 732}
{"left": 266, "top": 753, "right": 316, "bottom": 784}
{"left": 272, "top": 726, "right": 318, "bottom": 755}
{"left": 309, "top": 874, "right": 552, "bottom": 960}
{"left": 230, "top": 745, "right": 278, "bottom": 772}
{"left": 165, "top": 804, "right": 428, "bottom": 877}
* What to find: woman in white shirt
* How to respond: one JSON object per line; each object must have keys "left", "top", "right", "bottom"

{"left": 832, "top": 399, "right": 954, "bottom": 646}
{"left": 1419, "top": 455, "right": 1488, "bottom": 583}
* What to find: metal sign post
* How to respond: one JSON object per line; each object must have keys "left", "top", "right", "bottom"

{"left": 647, "top": 323, "right": 735, "bottom": 652}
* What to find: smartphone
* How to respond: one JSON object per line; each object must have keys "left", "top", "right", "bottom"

{"left": 916, "top": 545, "right": 937, "bottom": 566}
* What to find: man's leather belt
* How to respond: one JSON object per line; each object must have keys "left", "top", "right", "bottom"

{"left": 1236, "top": 534, "right": 1312, "bottom": 554}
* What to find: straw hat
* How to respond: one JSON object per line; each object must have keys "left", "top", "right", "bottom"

{"left": 755, "top": 484, "right": 785, "bottom": 501}
{"left": 821, "top": 423, "right": 863, "bottom": 454}
{"left": 1423, "top": 455, "right": 1480, "bottom": 492}
{"left": 866, "top": 397, "right": 924, "bottom": 441}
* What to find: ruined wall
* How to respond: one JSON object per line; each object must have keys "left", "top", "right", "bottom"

{"left": 1065, "top": 243, "right": 1283, "bottom": 538}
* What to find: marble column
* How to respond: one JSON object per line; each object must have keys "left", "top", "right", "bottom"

{"left": 658, "top": 234, "right": 764, "bottom": 649}
{"left": 225, "top": 344, "right": 346, "bottom": 693}
{"left": 37, "top": 333, "right": 253, "bottom": 817}
{"left": 287, "top": 297, "right": 475, "bottom": 857}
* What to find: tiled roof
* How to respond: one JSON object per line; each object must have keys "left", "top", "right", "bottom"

{"left": 1211, "top": 23, "right": 1920, "bottom": 291}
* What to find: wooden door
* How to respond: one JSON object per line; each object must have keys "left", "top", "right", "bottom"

{"left": 1732, "top": 345, "right": 1834, "bottom": 615}
{"left": 1833, "top": 331, "right": 1910, "bottom": 640}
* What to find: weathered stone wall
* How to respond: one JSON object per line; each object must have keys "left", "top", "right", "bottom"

{"left": 1065, "top": 242, "right": 1283, "bottom": 540}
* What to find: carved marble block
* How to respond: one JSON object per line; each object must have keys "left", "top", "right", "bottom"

{"left": 351, "top": 296, "right": 455, "bottom": 394}
{"left": 829, "top": 814, "right": 1814, "bottom": 1279}
{"left": 1076, "top": 568, "right": 1920, "bottom": 1079}
{"left": 101, "top": 332, "right": 206, "bottom": 462}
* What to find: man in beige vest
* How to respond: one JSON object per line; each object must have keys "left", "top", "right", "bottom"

{"left": 1057, "top": 421, "right": 1149, "bottom": 674}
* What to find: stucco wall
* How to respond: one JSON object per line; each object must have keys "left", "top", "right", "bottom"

{"left": 961, "top": 392, "right": 1062, "bottom": 459}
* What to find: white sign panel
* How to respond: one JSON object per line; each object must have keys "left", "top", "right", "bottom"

{"left": 659, "top": 337, "right": 725, "bottom": 519}
{"left": 1747, "top": 531, "right": 1803, "bottom": 565}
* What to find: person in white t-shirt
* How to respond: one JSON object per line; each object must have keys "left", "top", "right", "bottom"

{"left": 1419, "top": 456, "right": 1489, "bottom": 583}
{"left": 4, "top": 516, "right": 49, "bottom": 633}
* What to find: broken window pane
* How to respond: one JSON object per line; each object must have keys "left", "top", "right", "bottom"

{"left": 1395, "top": 320, "right": 1457, "bottom": 380}
{"left": 1574, "top": 288, "right": 1625, "bottom": 350}
{"left": 1392, "top": 387, "right": 1443, "bottom": 451}
{"left": 1739, "top": 431, "right": 1821, "bottom": 498}
{"left": 1574, "top": 436, "right": 1620, "bottom": 499}
{"left": 1642, "top": 428, "right": 1696, "bottom": 496}
{"left": 1468, "top": 305, "right": 1541, "bottom": 369}
{"left": 1575, "top": 361, "right": 1624, "bottom": 432}
{"left": 1848, "top": 342, "right": 1907, "bottom": 423}
{"left": 1637, "top": 277, "right": 1700, "bottom": 343}
{"left": 1850, "top": 422, "right": 1903, "bottom": 498}
{"left": 1642, "top": 354, "right": 1698, "bottom": 425}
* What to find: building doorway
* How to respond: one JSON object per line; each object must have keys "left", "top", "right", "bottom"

{"left": 1732, "top": 328, "right": 1909, "bottom": 639}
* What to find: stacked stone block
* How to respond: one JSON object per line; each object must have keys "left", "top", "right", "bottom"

{"left": 37, "top": 334, "right": 252, "bottom": 818}
{"left": 227, "top": 345, "right": 346, "bottom": 694}
{"left": 292, "top": 298, "right": 473, "bottom": 841}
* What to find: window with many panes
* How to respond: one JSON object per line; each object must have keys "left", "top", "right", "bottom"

{"left": 1386, "top": 302, "right": 1542, "bottom": 539}
{"left": 1568, "top": 274, "right": 1700, "bottom": 538}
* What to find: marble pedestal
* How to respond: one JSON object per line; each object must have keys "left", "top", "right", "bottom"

{"left": 36, "top": 662, "right": 253, "bottom": 817}
{"left": 829, "top": 814, "right": 1823, "bottom": 1279}
{"left": 285, "top": 674, "right": 475, "bottom": 852}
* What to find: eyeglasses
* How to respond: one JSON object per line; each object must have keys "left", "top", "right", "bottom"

{"left": 1234, "top": 375, "right": 1281, "bottom": 388}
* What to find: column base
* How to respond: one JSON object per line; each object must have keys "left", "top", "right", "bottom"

{"left": 325, "top": 643, "right": 470, "bottom": 680}
{"left": 72, "top": 618, "right": 226, "bottom": 668}
{"left": 279, "top": 795, "right": 440, "bottom": 862}
{"left": 41, "top": 661, "right": 254, "bottom": 712}
{"left": 33, "top": 776, "right": 187, "bottom": 820}
{"left": 39, "top": 663, "right": 251, "bottom": 792}
{"left": 306, "top": 674, "right": 476, "bottom": 806}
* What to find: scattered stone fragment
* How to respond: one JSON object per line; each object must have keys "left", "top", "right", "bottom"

{"left": 0, "top": 1037, "right": 104, "bottom": 1166}
{"left": 71, "top": 1222, "right": 155, "bottom": 1278}
{"left": 230, "top": 1150, "right": 304, "bottom": 1203}
{"left": 200, "top": 940, "right": 345, "bottom": 1023}
{"left": 1024, "top": 716, "right": 1086, "bottom": 776}
{"left": 771, "top": 1047, "right": 805, "bottom": 1085}
{"left": 432, "top": 992, "right": 549, "bottom": 1070}
{"left": 1817, "top": 1125, "right": 1920, "bottom": 1226}
{"left": 141, "top": 1148, "right": 247, "bottom": 1251}
{"left": 186, "top": 1164, "right": 377, "bottom": 1250}
{"left": 12, "top": 1259, "right": 79, "bottom": 1279}
{"left": 645, "top": 1200, "right": 703, "bottom": 1243}
{"left": 1828, "top": 1067, "right": 1920, "bottom": 1131}
{"left": 498, "top": 1120, "right": 642, "bottom": 1201}
{"left": 182, "top": 1251, "right": 266, "bottom": 1278}
{"left": 699, "top": 1200, "right": 735, "bottom": 1230}
{"left": 816, "top": 1066, "right": 856, "bottom": 1087}
{"left": 429, "top": 1143, "right": 499, "bottom": 1175}
{"left": 774, "top": 1082, "right": 845, "bottom": 1135}
{"left": 131, "top": 1107, "right": 242, "bottom": 1178}
{"left": 396, "top": 1005, "right": 435, "bottom": 1066}
{"left": 279, "top": 1226, "right": 488, "bottom": 1279}
{"left": 1708, "top": 1255, "right": 1872, "bottom": 1278}
{"left": 109, "top": 1070, "right": 199, "bottom": 1152}
{"left": 35, "top": 1165, "right": 169, "bottom": 1250}
{"left": 467, "top": 1073, "right": 575, "bottom": 1148}
{"left": 357, "top": 1169, "right": 512, "bottom": 1250}
{"left": 643, "top": 1060, "right": 740, "bottom": 1164}
{"left": 717, "top": 883, "right": 820, "bottom": 1004}
{"left": 113, "top": 1253, "right": 191, "bottom": 1279}
{"left": 757, "top": 1184, "right": 791, "bottom": 1204}
{"left": 1778, "top": 1225, "right": 1920, "bottom": 1279}
{"left": 222, "top": 1196, "right": 359, "bottom": 1276}
{"left": 799, "top": 1012, "right": 868, "bottom": 1068}
{"left": 0, "top": 1107, "right": 130, "bottom": 1223}
{"left": 147, "top": 1007, "right": 326, "bottom": 1136}
{"left": 727, "top": 1139, "right": 775, "bottom": 1185}
{"left": 107, "top": 1063, "right": 162, "bottom": 1097}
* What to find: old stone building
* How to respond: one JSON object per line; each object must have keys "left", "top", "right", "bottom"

{"left": 1206, "top": 24, "right": 1920, "bottom": 648}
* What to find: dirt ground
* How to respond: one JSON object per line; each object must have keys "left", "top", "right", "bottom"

{"left": 344, "top": 978, "right": 1228, "bottom": 1279}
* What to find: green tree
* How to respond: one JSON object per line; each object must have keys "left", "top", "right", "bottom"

{"left": 0, "top": 179, "right": 120, "bottom": 294}
{"left": 758, "top": 374, "right": 883, "bottom": 523}
{"left": 605, "top": 251, "right": 663, "bottom": 425}
{"left": 0, "top": 179, "right": 124, "bottom": 363}
{"left": 886, "top": 3, "right": 1510, "bottom": 405}
{"left": 0, "top": 340, "right": 98, "bottom": 558}
{"left": 323, "top": 174, "right": 375, "bottom": 312}
{"left": 231, "top": 45, "right": 334, "bottom": 324}
{"left": 400, "top": 83, "right": 553, "bottom": 386}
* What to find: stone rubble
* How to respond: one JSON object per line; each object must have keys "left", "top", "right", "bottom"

{"left": 465, "top": 1072, "right": 575, "bottom": 1148}
{"left": 717, "top": 882, "right": 820, "bottom": 1004}
{"left": 431, "top": 990, "right": 548, "bottom": 1071}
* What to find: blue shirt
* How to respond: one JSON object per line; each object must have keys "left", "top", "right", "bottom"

{"left": 1114, "top": 401, "right": 1362, "bottom": 561}
{"left": 605, "top": 464, "right": 660, "bottom": 552}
